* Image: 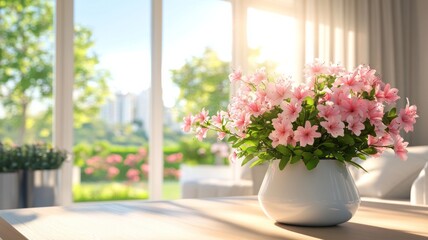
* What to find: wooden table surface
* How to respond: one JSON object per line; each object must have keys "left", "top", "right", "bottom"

{"left": 0, "top": 196, "right": 427, "bottom": 240}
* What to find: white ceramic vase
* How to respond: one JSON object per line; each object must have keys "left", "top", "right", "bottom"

{"left": 258, "top": 159, "right": 360, "bottom": 226}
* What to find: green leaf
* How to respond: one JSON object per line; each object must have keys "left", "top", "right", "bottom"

{"left": 362, "top": 147, "right": 377, "bottom": 155}
{"left": 356, "top": 153, "right": 367, "bottom": 160}
{"left": 388, "top": 107, "right": 397, "bottom": 117}
{"left": 332, "top": 152, "right": 345, "bottom": 161}
{"left": 305, "top": 96, "right": 314, "bottom": 106}
{"left": 228, "top": 136, "right": 238, "bottom": 143}
{"left": 279, "top": 156, "right": 290, "bottom": 170}
{"left": 241, "top": 154, "right": 255, "bottom": 166}
{"left": 347, "top": 160, "right": 368, "bottom": 173}
{"left": 314, "top": 149, "right": 323, "bottom": 156}
{"left": 302, "top": 152, "right": 313, "bottom": 161}
{"left": 294, "top": 149, "right": 303, "bottom": 156}
{"left": 290, "top": 155, "right": 300, "bottom": 164}
{"left": 243, "top": 146, "right": 258, "bottom": 154}
{"left": 305, "top": 157, "right": 319, "bottom": 170}
{"left": 321, "top": 142, "right": 335, "bottom": 148}
{"left": 338, "top": 135, "right": 355, "bottom": 145}
{"left": 250, "top": 158, "right": 265, "bottom": 168}
{"left": 276, "top": 145, "right": 291, "bottom": 155}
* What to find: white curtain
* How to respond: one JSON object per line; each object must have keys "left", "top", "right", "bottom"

{"left": 291, "top": 0, "right": 423, "bottom": 144}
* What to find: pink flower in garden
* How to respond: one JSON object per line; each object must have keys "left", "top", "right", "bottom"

{"left": 138, "top": 148, "right": 147, "bottom": 159}
{"left": 166, "top": 153, "right": 183, "bottom": 163}
{"left": 86, "top": 156, "right": 102, "bottom": 166}
{"left": 294, "top": 121, "right": 321, "bottom": 147}
{"left": 126, "top": 169, "right": 140, "bottom": 182}
{"left": 141, "top": 164, "right": 149, "bottom": 174}
{"left": 229, "top": 68, "right": 243, "bottom": 82}
{"left": 182, "top": 114, "right": 193, "bottom": 132}
{"left": 124, "top": 154, "right": 140, "bottom": 166}
{"left": 84, "top": 167, "right": 94, "bottom": 175}
{"left": 393, "top": 135, "right": 409, "bottom": 160}
{"left": 107, "top": 167, "right": 119, "bottom": 179}
{"left": 106, "top": 154, "right": 122, "bottom": 164}
{"left": 196, "top": 127, "right": 208, "bottom": 141}
{"left": 346, "top": 116, "right": 365, "bottom": 136}
{"left": 317, "top": 103, "right": 340, "bottom": 121}
{"left": 194, "top": 108, "right": 209, "bottom": 123}
{"left": 396, "top": 100, "right": 418, "bottom": 133}
{"left": 281, "top": 100, "right": 302, "bottom": 122}
{"left": 320, "top": 118, "right": 345, "bottom": 138}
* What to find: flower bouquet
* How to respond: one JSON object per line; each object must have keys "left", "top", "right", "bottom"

{"left": 183, "top": 60, "right": 418, "bottom": 171}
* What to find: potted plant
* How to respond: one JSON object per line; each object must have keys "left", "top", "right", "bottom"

{"left": 19, "top": 143, "right": 68, "bottom": 207}
{"left": 0, "top": 143, "right": 20, "bottom": 209}
{"left": 183, "top": 60, "right": 418, "bottom": 226}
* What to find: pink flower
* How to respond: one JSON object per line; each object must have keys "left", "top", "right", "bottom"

{"left": 292, "top": 85, "right": 313, "bottom": 103}
{"left": 337, "top": 72, "right": 364, "bottom": 93}
{"left": 234, "top": 112, "right": 251, "bottom": 132}
{"left": 182, "top": 115, "right": 193, "bottom": 132}
{"left": 304, "top": 59, "right": 327, "bottom": 78}
{"left": 294, "top": 121, "right": 321, "bottom": 147}
{"left": 84, "top": 167, "right": 94, "bottom": 175}
{"left": 194, "top": 108, "right": 209, "bottom": 123}
{"left": 196, "top": 127, "right": 208, "bottom": 141}
{"left": 396, "top": 100, "right": 418, "bottom": 133}
{"left": 328, "top": 62, "right": 346, "bottom": 76}
{"left": 281, "top": 100, "right": 302, "bottom": 122}
{"left": 106, "top": 154, "right": 122, "bottom": 164}
{"left": 377, "top": 83, "right": 400, "bottom": 104}
{"left": 138, "top": 148, "right": 147, "bottom": 159}
{"left": 317, "top": 103, "right": 340, "bottom": 121}
{"left": 124, "top": 154, "right": 140, "bottom": 166}
{"left": 166, "top": 153, "right": 183, "bottom": 163}
{"left": 248, "top": 101, "right": 264, "bottom": 117}
{"left": 249, "top": 68, "right": 267, "bottom": 84}
{"left": 217, "top": 131, "right": 227, "bottom": 140}
{"left": 107, "top": 167, "right": 119, "bottom": 179}
{"left": 211, "top": 111, "right": 224, "bottom": 127}
{"left": 141, "top": 164, "right": 149, "bottom": 174}
{"left": 346, "top": 116, "right": 365, "bottom": 136}
{"left": 269, "top": 119, "right": 293, "bottom": 147}
{"left": 393, "top": 135, "right": 409, "bottom": 160}
{"left": 229, "top": 150, "right": 237, "bottom": 163}
{"left": 340, "top": 97, "right": 367, "bottom": 121}
{"left": 126, "top": 169, "right": 140, "bottom": 182}
{"left": 266, "top": 82, "right": 291, "bottom": 106}
{"left": 320, "top": 118, "right": 345, "bottom": 138}
{"left": 229, "top": 68, "right": 243, "bottom": 82}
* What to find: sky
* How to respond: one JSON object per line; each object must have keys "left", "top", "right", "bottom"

{"left": 74, "top": 0, "right": 232, "bottom": 108}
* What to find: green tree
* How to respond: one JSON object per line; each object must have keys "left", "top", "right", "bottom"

{"left": 171, "top": 48, "right": 230, "bottom": 120}
{"left": 0, "top": 0, "right": 109, "bottom": 144}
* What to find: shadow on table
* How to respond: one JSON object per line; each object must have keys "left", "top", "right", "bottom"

{"left": 275, "top": 222, "right": 427, "bottom": 240}
{"left": 0, "top": 211, "right": 38, "bottom": 225}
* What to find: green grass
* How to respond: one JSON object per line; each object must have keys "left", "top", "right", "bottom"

{"left": 73, "top": 181, "right": 181, "bottom": 202}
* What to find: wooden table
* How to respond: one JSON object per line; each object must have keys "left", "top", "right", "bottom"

{"left": 0, "top": 196, "right": 427, "bottom": 240}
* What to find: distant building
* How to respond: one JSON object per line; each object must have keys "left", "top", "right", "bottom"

{"left": 99, "top": 89, "right": 180, "bottom": 136}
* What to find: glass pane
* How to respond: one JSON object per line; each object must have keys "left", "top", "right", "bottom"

{"left": 163, "top": 0, "right": 232, "bottom": 199}
{"left": 0, "top": 0, "right": 54, "bottom": 146}
{"left": 247, "top": 7, "right": 296, "bottom": 75}
{"left": 73, "top": 0, "right": 151, "bottom": 202}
